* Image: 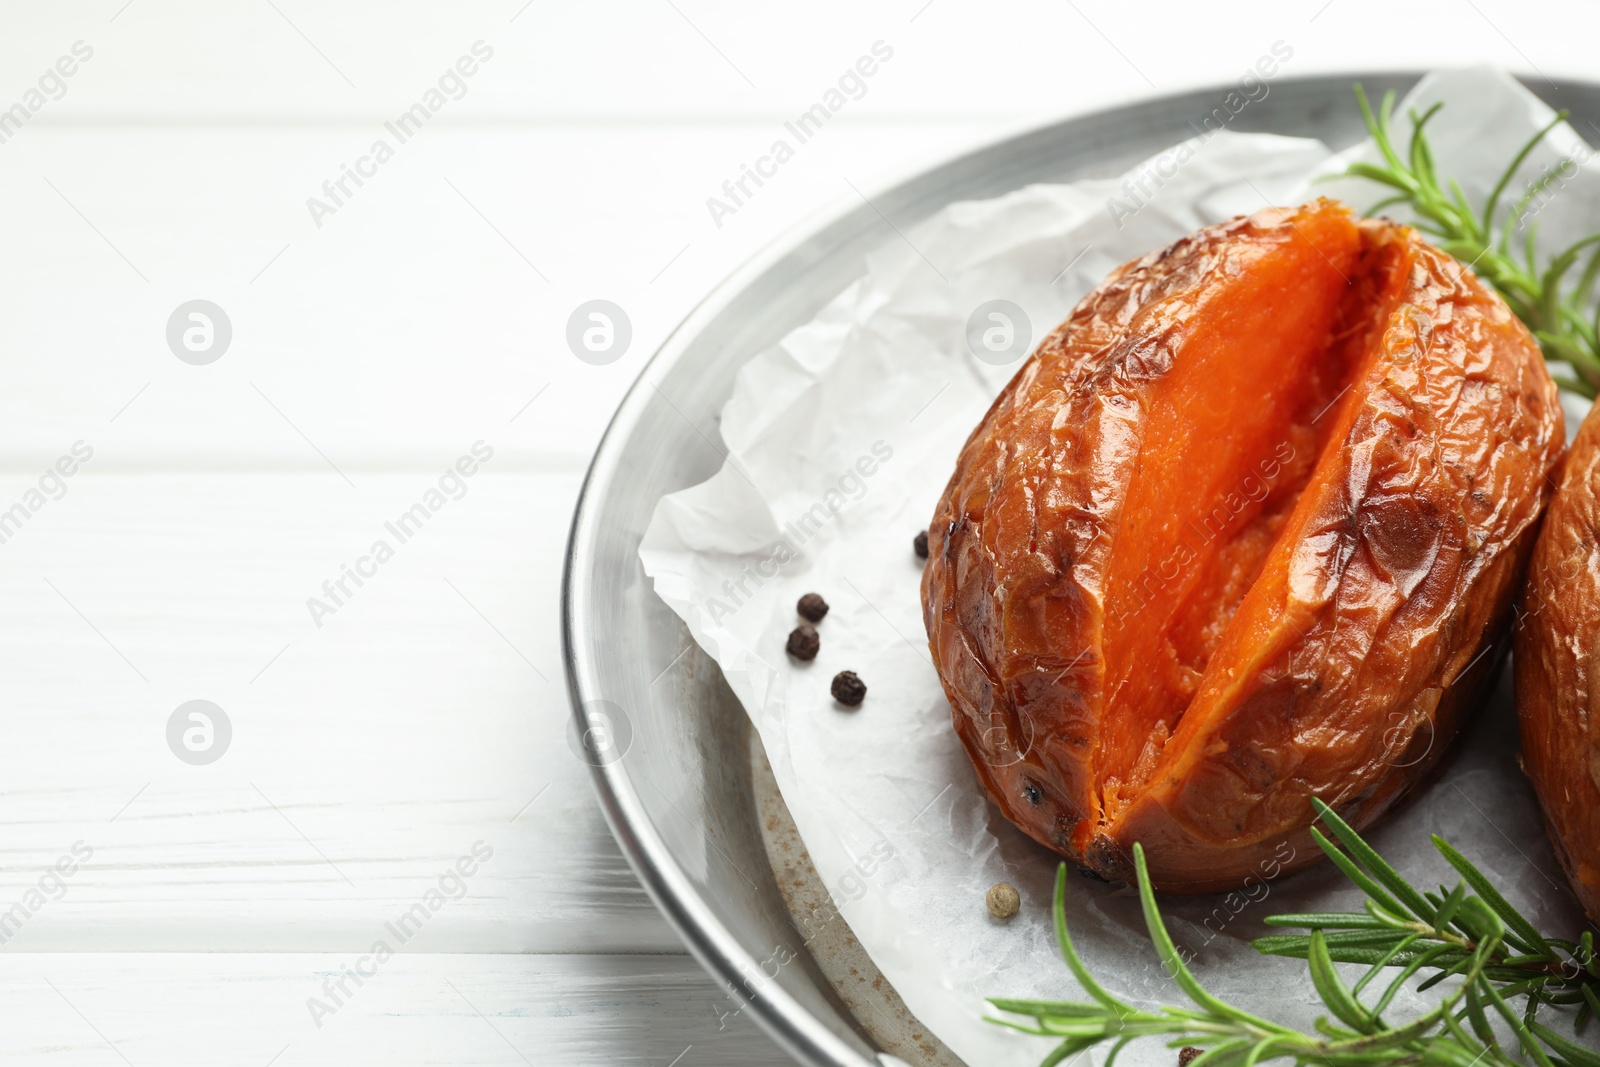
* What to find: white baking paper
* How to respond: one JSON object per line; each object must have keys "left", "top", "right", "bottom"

{"left": 639, "top": 68, "right": 1598, "bottom": 1067}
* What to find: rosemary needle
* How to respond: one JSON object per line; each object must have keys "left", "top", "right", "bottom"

{"left": 990, "top": 800, "right": 1597, "bottom": 1067}
{"left": 1342, "top": 83, "right": 1600, "bottom": 398}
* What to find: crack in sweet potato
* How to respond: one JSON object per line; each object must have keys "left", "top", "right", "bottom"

{"left": 1096, "top": 207, "right": 1375, "bottom": 827}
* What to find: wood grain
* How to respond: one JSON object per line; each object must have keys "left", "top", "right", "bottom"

{"left": 0, "top": 472, "right": 707, "bottom": 953}
{"left": 0, "top": 953, "right": 784, "bottom": 1065}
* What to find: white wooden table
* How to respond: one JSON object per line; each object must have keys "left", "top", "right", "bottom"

{"left": 0, "top": 2, "right": 1586, "bottom": 1062}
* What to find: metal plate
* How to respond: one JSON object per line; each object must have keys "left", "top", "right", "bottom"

{"left": 562, "top": 72, "right": 1600, "bottom": 1067}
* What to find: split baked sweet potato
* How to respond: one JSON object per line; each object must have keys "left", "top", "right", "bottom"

{"left": 922, "top": 199, "right": 1564, "bottom": 893}
{"left": 1516, "top": 405, "right": 1600, "bottom": 922}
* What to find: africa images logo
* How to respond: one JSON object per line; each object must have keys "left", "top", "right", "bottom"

{"left": 704, "top": 40, "right": 894, "bottom": 228}
{"left": 304, "top": 42, "right": 495, "bottom": 228}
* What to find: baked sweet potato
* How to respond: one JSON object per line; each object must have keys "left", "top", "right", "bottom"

{"left": 922, "top": 199, "right": 1563, "bottom": 893}
{"left": 1516, "top": 405, "right": 1600, "bottom": 922}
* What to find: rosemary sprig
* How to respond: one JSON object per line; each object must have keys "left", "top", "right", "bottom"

{"left": 989, "top": 800, "right": 1598, "bottom": 1067}
{"left": 1254, "top": 801, "right": 1598, "bottom": 1022}
{"left": 1341, "top": 84, "right": 1600, "bottom": 398}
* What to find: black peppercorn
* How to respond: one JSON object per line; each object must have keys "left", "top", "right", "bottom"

{"left": 830, "top": 670, "right": 866, "bottom": 707}
{"left": 1023, "top": 783, "right": 1042, "bottom": 806}
{"left": 914, "top": 530, "right": 929, "bottom": 559}
{"left": 797, "top": 593, "right": 829, "bottom": 623}
{"left": 786, "top": 624, "right": 820, "bottom": 661}
{"left": 1179, "top": 1049, "right": 1202, "bottom": 1067}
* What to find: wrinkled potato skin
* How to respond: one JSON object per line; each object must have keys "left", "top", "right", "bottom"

{"left": 923, "top": 205, "right": 1563, "bottom": 893}
{"left": 1517, "top": 406, "right": 1600, "bottom": 922}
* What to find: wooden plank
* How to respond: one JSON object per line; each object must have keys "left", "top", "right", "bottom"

{"left": 0, "top": 0, "right": 1582, "bottom": 123}
{"left": 0, "top": 121, "right": 991, "bottom": 470}
{"left": 0, "top": 953, "right": 788, "bottom": 1065}
{"left": 0, "top": 0, "right": 1158, "bottom": 121}
{"left": 0, "top": 471, "right": 690, "bottom": 953}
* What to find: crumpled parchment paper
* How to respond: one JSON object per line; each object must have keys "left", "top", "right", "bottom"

{"left": 639, "top": 68, "right": 1597, "bottom": 1067}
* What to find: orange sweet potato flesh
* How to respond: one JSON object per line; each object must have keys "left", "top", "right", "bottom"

{"left": 922, "top": 199, "right": 1564, "bottom": 892}
{"left": 1516, "top": 405, "right": 1600, "bottom": 922}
